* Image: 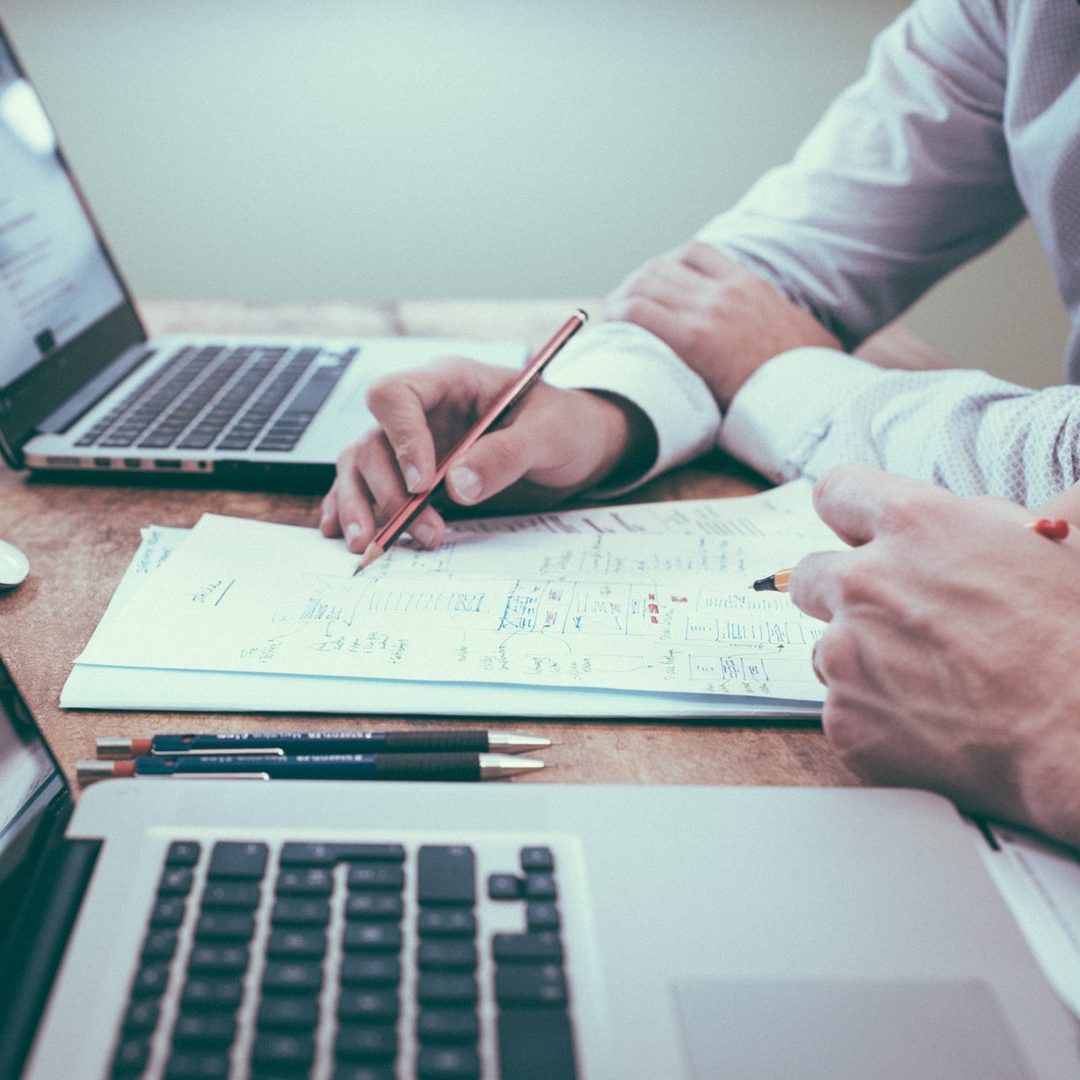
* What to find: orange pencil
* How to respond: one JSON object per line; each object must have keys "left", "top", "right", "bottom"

{"left": 750, "top": 517, "right": 1070, "bottom": 593}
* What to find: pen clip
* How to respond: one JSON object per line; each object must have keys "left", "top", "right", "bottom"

{"left": 165, "top": 747, "right": 285, "bottom": 757}
{"left": 171, "top": 772, "right": 272, "bottom": 780}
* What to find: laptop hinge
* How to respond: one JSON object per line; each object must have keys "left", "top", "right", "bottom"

{"left": 0, "top": 835, "right": 102, "bottom": 1080}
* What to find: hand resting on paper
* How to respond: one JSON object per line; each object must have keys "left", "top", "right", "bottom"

{"left": 788, "top": 465, "right": 1080, "bottom": 850}
{"left": 320, "top": 357, "right": 655, "bottom": 553}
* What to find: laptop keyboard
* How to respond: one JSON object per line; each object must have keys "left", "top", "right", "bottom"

{"left": 108, "top": 837, "right": 578, "bottom": 1079}
{"left": 74, "top": 344, "right": 356, "bottom": 454}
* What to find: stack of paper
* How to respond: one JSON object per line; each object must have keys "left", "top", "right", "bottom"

{"left": 62, "top": 481, "right": 843, "bottom": 718}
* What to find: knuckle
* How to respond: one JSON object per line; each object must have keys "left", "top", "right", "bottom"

{"left": 619, "top": 297, "right": 653, "bottom": 326}
{"left": 364, "top": 374, "right": 404, "bottom": 413}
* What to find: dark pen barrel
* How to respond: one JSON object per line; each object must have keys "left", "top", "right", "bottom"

{"left": 145, "top": 731, "right": 491, "bottom": 755}
{"left": 138, "top": 753, "right": 484, "bottom": 780}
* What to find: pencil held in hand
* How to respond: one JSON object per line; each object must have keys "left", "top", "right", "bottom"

{"left": 751, "top": 568, "right": 791, "bottom": 593}
{"left": 356, "top": 309, "right": 588, "bottom": 572}
{"left": 750, "top": 516, "right": 1071, "bottom": 594}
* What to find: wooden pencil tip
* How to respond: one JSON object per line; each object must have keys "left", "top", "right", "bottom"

{"left": 354, "top": 541, "right": 385, "bottom": 574}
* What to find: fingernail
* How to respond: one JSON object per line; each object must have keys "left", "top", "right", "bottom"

{"left": 449, "top": 466, "right": 482, "bottom": 503}
{"left": 403, "top": 464, "right": 422, "bottom": 493}
{"left": 344, "top": 523, "right": 362, "bottom": 549}
{"left": 412, "top": 522, "right": 437, "bottom": 547}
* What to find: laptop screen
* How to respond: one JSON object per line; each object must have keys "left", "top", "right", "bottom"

{"left": 0, "top": 657, "right": 68, "bottom": 921}
{"left": 0, "top": 36, "right": 126, "bottom": 392}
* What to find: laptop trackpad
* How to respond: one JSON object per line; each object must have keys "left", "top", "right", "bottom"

{"left": 672, "top": 979, "right": 1034, "bottom": 1080}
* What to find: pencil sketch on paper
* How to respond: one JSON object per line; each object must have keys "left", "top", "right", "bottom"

{"left": 77, "top": 488, "right": 839, "bottom": 704}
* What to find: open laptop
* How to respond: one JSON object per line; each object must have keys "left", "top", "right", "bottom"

{"left": 0, "top": 23, "right": 525, "bottom": 490}
{"left": 3, "top": 659, "right": 1078, "bottom": 1079}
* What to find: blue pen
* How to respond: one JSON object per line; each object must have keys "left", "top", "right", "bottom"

{"left": 77, "top": 752, "right": 543, "bottom": 783}
{"left": 96, "top": 730, "right": 550, "bottom": 757}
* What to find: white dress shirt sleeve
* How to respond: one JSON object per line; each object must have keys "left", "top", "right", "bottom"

{"left": 722, "top": 349, "right": 1080, "bottom": 508}
{"left": 698, "top": 0, "right": 1022, "bottom": 349}
{"left": 543, "top": 320, "right": 720, "bottom": 496}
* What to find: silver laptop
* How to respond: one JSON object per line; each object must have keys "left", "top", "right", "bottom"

{"left": 2, "top": 660, "right": 1077, "bottom": 1079}
{"left": 0, "top": 23, "right": 523, "bottom": 490}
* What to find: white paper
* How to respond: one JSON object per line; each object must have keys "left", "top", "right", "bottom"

{"left": 973, "top": 821, "right": 1080, "bottom": 1019}
{"left": 65, "top": 482, "right": 839, "bottom": 716}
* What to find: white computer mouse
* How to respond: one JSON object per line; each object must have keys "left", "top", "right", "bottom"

{"left": 0, "top": 539, "right": 29, "bottom": 590}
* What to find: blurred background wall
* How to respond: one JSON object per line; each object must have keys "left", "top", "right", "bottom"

{"left": 2, "top": 0, "right": 1069, "bottom": 387}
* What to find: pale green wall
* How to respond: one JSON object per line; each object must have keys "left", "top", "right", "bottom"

{"left": 2, "top": 0, "right": 1069, "bottom": 387}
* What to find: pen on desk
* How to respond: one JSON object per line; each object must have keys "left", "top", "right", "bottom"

{"left": 96, "top": 730, "right": 552, "bottom": 758}
{"left": 750, "top": 516, "right": 1072, "bottom": 593}
{"left": 356, "top": 309, "right": 589, "bottom": 572}
{"left": 77, "top": 752, "right": 544, "bottom": 784}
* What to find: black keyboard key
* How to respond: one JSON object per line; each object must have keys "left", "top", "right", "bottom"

{"left": 111, "top": 1037, "right": 150, "bottom": 1073}
{"left": 166, "top": 841, "right": 202, "bottom": 866}
{"left": 332, "top": 1066, "right": 395, "bottom": 1080}
{"left": 132, "top": 964, "right": 170, "bottom": 996}
{"left": 523, "top": 873, "right": 557, "bottom": 900}
{"left": 346, "top": 864, "right": 405, "bottom": 892}
{"left": 157, "top": 867, "right": 194, "bottom": 896}
{"left": 172, "top": 1012, "right": 237, "bottom": 1048}
{"left": 343, "top": 923, "right": 402, "bottom": 952}
{"left": 340, "top": 955, "right": 401, "bottom": 987}
{"left": 418, "top": 846, "right": 475, "bottom": 905}
{"left": 417, "top": 972, "right": 478, "bottom": 1006}
{"left": 122, "top": 998, "right": 160, "bottom": 1033}
{"left": 187, "top": 944, "right": 250, "bottom": 975}
{"left": 492, "top": 932, "right": 563, "bottom": 963}
{"left": 417, "top": 1044, "right": 481, "bottom": 1079}
{"left": 417, "top": 1008, "right": 480, "bottom": 1043}
{"left": 495, "top": 964, "right": 566, "bottom": 1005}
{"left": 276, "top": 867, "right": 334, "bottom": 895}
{"left": 344, "top": 893, "right": 403, "bottom": 921}
{"left": 525, "top": 902, "right": 560, "bottom": 931}
{"left": 520, "top": 847, "right": 555, "bottom": 873}
{"left": 207, "top": 841, "right": 268, "bottom": 880}
{"left": 497, "top": 1006, "right": 577, "bottom": 1080}
{"left": 141, "top": 929, "right": 179, "bottom": 961}
{"left": 261, "top": 960, "right": 324, "bottom": 994}
{"left": 418, "top": 940, "right": 477, "bottom": 970}
{"left": 250, "top": 1031, "right": 315, "bottom": 1071}
{"left": 337, "top": 988, "right": 400, "bottom": 1022}
{"left": 149, "top": 897, "right": 187, "bottom": 928}
{"left": 163, "top": 1051, "right": 230, "bottom": 1080}
{"left": 272, "top": 897, "right": 332, "bottom": 926}
{"left": 488, "top": 874, "right": 522, "bottom": 900}
{"left": 201, "top": 881, "right": 261, "bottom": 909}
{"left": 335, "top": 1024, "right": 398, "bottom": 1062}
{"left": 267, "top": 928, "right": 327, "bottom": 959}
{"left": 195, "top": 911, "right": 255, "bottom": 941}
{"left": 279, "top": 841, "right": 405, "bottom": 866}
{"left": 418, "top": 910, "right": 476, "bottom": 938}
{"left": 180, "top": 976, "right": 245, "bottom": 1011}
{"left": 257, "top": 994, "right": 320, "bottom": 1030}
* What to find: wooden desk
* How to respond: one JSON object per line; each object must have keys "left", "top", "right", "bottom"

{"left": 1, "top": 301, "right": 940, "bottom": 794}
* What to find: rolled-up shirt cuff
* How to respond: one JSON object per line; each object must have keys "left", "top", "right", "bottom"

{"left": 544, "top": 321, "right": 721, "bottom": 496}
{"left": 719, "top": 347, "right": 885, "bottom": 482}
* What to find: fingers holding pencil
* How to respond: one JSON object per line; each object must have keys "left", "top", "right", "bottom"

{"left": 356, "top": 311, "right": 588, "bottom": 570}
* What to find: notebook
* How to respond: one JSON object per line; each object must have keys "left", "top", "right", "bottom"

{"left": 3, "top": 660, "right": 1078, "bottom": 1078}
{"left": 0, "top": 22, "right": 525, "bottom": 490}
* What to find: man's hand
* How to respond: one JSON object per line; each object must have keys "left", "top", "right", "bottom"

{"left": 787, "top": 465, "right": 1080, "bottom": 850}
{"left": 320, "top": 358, "right": 653, "bottom": 553}
{"left": 603, "top": 241, "right": 842, "bottom": 407}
